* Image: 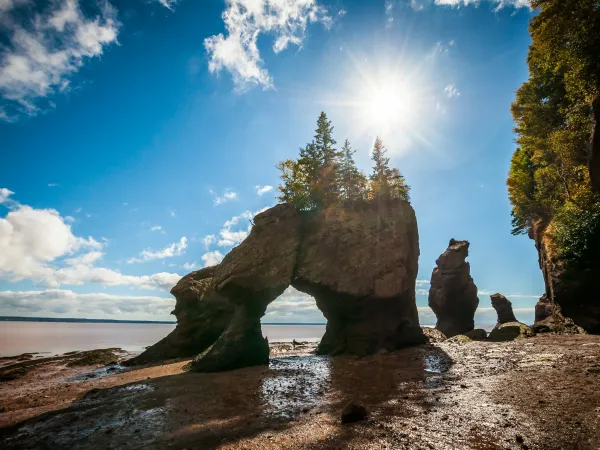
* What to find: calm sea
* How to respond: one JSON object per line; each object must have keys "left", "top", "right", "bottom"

{"left": 0, "top": 322, "right": 327, "bottom": 357}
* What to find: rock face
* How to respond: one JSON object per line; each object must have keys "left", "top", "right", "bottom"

{"left": 189, "top": 198, "right": 425, "bottom": 372}
{"left": 191, "top": 204, "right": 302, "bottom": 372}
{"left": 428, "top": 239, "right": 479, "bottom": 337}
{"left": 534, "top": 294, "right": 553, "bottom": 323}
{"left": 591, "top": 94, "right": 600, "bottom": 193}
{"left": 530, "top": 221, "right": 600, "bottom": 333}
{"left": 294, "top": 200, "right": 424, "bottom": 356}
{"left": 126, "top": 267, "right": 233, "bottom": 366}
{"left": 490, "top": 293, "right": 517, "bottom": 324}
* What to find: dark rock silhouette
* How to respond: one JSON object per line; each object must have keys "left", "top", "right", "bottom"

{"left": 534, "top": 294, "right": 553, "bottom": 323}
{"left": 192, "top": 204, "right": 302, "bottom": 372}
{"left": 428, "top": 239, "right": 479, "bottom": 337}
{"left": 464, "top": 328, "right": 487, "bottom": 340}
{"left": 530, "top": 221, "right": 600, "bottom": 333}
{"left": 341, "top": 401, "right": 368, "bottom": 424}
{"left": 591, "top": 94, "right": 600, "bottom": 193}
{"left": 126, "top": 267, "right": 233, "bottom": 366}
{"left": 490, "top": 293, "right": 517, "bottom": 324}
{"left": 166, "top": 199, "right": 425, "bottom": 372}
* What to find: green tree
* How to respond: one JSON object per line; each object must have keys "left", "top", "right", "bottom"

{"left": 370, "top": 138, "right": 391, "bottom": 198}
{"left": 276, "top": 159, "right": 311, "bottom": 210}
{"left": 368, "top": 137, "right": 410, "bottom": 201}
{"left": 339, "top": 139, "right": 365, "bottom": 201}
{"left": 314, "top": 112, "right": 342, "bottom": 205}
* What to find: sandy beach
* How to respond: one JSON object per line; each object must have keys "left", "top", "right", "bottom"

{"left": 1, "top": 334, "right": 600, "bottom": 449}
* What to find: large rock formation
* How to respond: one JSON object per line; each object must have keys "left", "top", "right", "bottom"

{"left": 590, "top": 94, "right": 600, "bottom": 193}
{"left": 428, "top": 239, "right": 479, "bottom": 337}
{"left": 530, "top": 221, "right": 600, "bottom": 333}
{"left": 293, "top": 200, "right": 423, "bottom": 356}
{"left": 172, "top": 198, "right": 424, "bottom": 372}
{"left": 191, "top": 204, "right": 302, "bottom": 372}
{"left": 126, "top": 267, "right": 233, "bottom": 366}
{"left": 490, "top": 293, "right": 517, "bottom": 324}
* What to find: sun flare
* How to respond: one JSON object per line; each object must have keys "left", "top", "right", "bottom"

{"left": 365, "top": 84, "right": 415, "bottom": 133}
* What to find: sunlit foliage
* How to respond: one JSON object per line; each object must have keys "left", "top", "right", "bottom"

{"left": 278, "top": 112, "right": 410, "bottom": 209}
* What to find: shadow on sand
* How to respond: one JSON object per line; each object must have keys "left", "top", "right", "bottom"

{"left": 0, "top": 344, "right": 454, "bottom": 449}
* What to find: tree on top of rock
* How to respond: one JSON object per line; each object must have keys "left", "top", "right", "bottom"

{"left": 277, "top": 115, "right": 411, "bottom": 209}
{"left": 369, "top": 138, "right": 410, "bottom": 202}
{"left": 314, "top": 112, "right": 342, "bottom": 206}
{"left": 339, "top": 139, "right": 367, "bottom": 201}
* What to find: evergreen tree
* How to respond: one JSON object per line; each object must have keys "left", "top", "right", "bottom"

{"left": 370, "top": 138, "right": 391, "bottom": 198}
{"left": 339, "top": 139, "right": 363, "bottom": 201}
{"left": 314, "top": 112, "right": 342, "bottom": 205}
{"left": 389, "top": 168, "right": 410, "bottom": 202}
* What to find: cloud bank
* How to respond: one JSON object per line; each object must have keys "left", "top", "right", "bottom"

{"left": 0, "top": 188, "right": 180, "bottom": 291}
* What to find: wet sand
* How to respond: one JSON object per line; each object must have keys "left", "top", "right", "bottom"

{"left": 1, "top": 335, "right": 600, "bottom": 449}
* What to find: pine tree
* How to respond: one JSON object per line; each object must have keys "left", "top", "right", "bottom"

{"left": 370, "top": 137, "right": 391, "bottom": 198}
{"left": 389, "top": 168, "right": 411, "bottom": 202}
{"left": 314, "top": 112, "right": 342, "bottom": 205}
{"left": 339, "top": 139, "right": 363, "bottom": 201}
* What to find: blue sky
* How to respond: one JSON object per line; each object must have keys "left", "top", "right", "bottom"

{"left": 0, "top": 0, "right": 541, "bottom": 325}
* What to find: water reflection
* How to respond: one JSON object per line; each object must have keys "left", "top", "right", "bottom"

{"left": 260, "top": 355, "right": 331, "bottom": 418}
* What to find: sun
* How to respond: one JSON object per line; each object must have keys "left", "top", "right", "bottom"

{"left": 364, "top": 83, "right": 415, "bottom": 134}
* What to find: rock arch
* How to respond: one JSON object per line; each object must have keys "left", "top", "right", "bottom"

{"left": 131, "top": 199, "right": 425, "bottom": 372}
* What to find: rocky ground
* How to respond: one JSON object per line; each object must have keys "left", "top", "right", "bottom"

{"left": 1, "top": 335, "right": 600, "bottom": 449}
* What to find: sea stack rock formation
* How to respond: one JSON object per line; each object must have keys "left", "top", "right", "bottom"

{"left": 591, "top": 94, "right": 600, "bottom": 193}
{"left": 192, "top": 199, "right": 425, "bottom": 372}
{"left": 428, "top": 239, "right": 479, "bottom": 337}
{"left": 126, "top": 266, "right": 233, "bottom": 366}
{"left": 490, "top": 293, "right": 517, "bottom": 324}
{"left": 143, "top": 198, "right": 424, "bottom": 372}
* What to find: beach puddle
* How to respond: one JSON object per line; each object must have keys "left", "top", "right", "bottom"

{"left": 261, "top": 355, "right": 331, "bottom": 418}
{"left": 67, "top": 364, "right": 128, "bottom": 382}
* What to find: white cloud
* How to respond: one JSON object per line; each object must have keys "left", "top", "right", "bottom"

{"left": 0, "top": 289, "right": 175, "bottom": 320}
{"left": 0, "top": 188, "right": 14, "bottom": 204}
{"left": 74, "top": 207, "right": 82, "bottom": 213}
{"left": 169, "top": 210, "right": 175, "bottom": 217}
{"left": 216, "top": 208, "right": 265, "bottom": 247}
{"left": 0, "top": 193, "right": 180, "bottom": 291}
{"left": 255, "top": 185, "right": 274, "bottom": 196}
{"left": 264, "top": 286, "right": 324, "bottom": 323}
{"left": 158, "top": 0, "right": 178, "bottom": 11}
{"left": 204, "top": 0, "right": 331, "bottom": 91}
{"left": 411, "top": 0, "right": 530, "bottom": 10}
{"left": 444, "top": 84, "right": 460, "bottom": 98}
{"left": 47, "top": 183, "right": 59, "bottom": 187}
{"left": 201, "top": 250, "right": 224, "bottom": 267}
{"left": 150, "top": 225, "right": 165, "bottom": 234}
{"left": 128, "top": 237, "right": 187, "bottom": 264}
{"left": 203, "top": 234, "right": 216, "bottom": 249}
{"left": 211, "top": 189, "right": 238, "bottom": 206}
{"left": 0, "top": 0, "right": 120, "bottom": 120}
{"left": 182, "top": 261, "right": 197, "bottom": 271}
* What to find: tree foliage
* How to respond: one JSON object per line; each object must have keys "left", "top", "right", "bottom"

{"left": 278, "top": 112, "right": 410, "bottom": 209}
{"left": 507, "top": 0, "right": 600, "bottom": 267}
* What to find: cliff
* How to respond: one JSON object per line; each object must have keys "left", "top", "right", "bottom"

{"left": 530, "top": 221, "right": 600, "bottom": 333}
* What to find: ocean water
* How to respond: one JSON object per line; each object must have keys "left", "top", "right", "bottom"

{"left": 0, "top": 322, "right": 327, "bottom": 357}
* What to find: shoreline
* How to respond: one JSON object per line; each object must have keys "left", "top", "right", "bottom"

{"left": 1, "top": 334, "right": 600, "bottom": 449}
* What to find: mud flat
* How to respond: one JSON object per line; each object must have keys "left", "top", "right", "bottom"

{"left": 1, "top": 335, "right": 600, "bottom": 449}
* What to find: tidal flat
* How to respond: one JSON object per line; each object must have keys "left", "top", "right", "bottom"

{"left": 1, "top": 335, "right": 600, "bottom": 449}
